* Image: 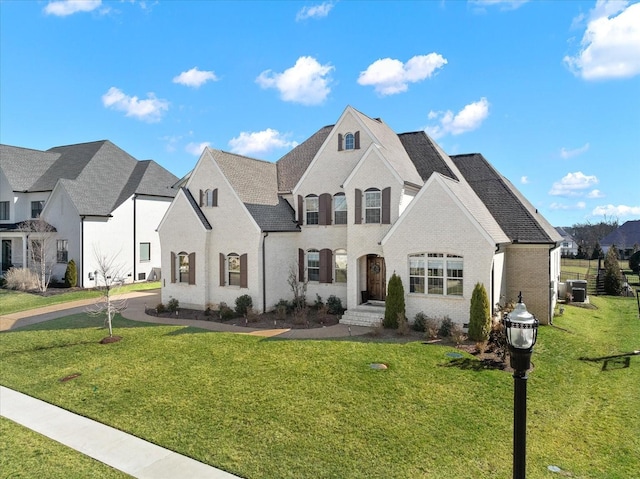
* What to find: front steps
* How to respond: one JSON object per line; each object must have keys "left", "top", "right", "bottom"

{"left": 340, "top": 302, "right": 385, "bottom": 327}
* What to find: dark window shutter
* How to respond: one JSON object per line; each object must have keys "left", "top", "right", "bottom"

{"left": 382, "top": 187, "right": 391, "bottom": 224}
{"left": 355, "top": 189, "right": 362, "bottom": 224}
{"left": 338, "top": 133, "right": 343, "bottom": 151}
{"left": 240, "top": 253, "right": 248, "bottom": 288}
{"left": 188, "top": 252, "right": 196, "bottom": 285}
{"left": 170, "top": 251, "right": 176, "bottom": 283}
{"left": 298, "top": 248, "right": 305, "bottom": 282}
{"left": 199, "top": 189, "right": 204, "bottom": 207}
{"left": 319, "top": 248, "right": 332, "bottom": 283}
{"left": 319, "top": 193, "right": 331, "bottom": 225}
{"left": 354, "top": 131, "right": 360, "bottom": 149}
{"left": 297, "top": 195, "right": 303, "bottom": 225}
{"left": 219, "top": 253, "right": 225, "bottom": 286}
{"left": 212, "top": 188, "right": 218, "bottom": 207}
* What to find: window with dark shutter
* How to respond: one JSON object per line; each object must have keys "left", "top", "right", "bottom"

{"left": 219, "top": 253, "right": 225, "bottom": 286}
{"left": 240, "top": 253, "right": 248, "bottom": 288}
{"left": 171, "top": 252, "right": 176, "bottom": 283}
{"left": 188, "top": 252, "right": 196, "bottom": 285}
{"left": 297, "top": 195, "right": 303, "bottom": 225}
{"left": 319, "top": 248, "right": 333, "bottom": 283}
{"left": 382, "top": 187, "right": 391, "bottom": 224}
{"left": 199, "top": 190, "right": 204, "bottom": 207}
{"left": 212, "top": 188, "right": 218, "bottom": 207}
{"left": 355, "top": 189, "right": 362, "bottom": 224}
{"left": 354, "top": 131, "right": 360, "bottom": 149}
{"left": 338, "top": 133, "right": 343, "bottom": 151}
{"left": 319, "top": 193, "right": 331, "bottom": 225}
{"left": 298, "top": 248, "right": 305, "bottom": 281}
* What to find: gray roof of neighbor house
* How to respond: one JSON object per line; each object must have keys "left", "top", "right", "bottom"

{"left": 209, "top": 149, "right": 299, "bottom": 232}
{"left": 451, "top": 153, "right": 562, "bottom": 244}
{"left": 1, "top": 140, "right": 178, "bottom": 217}
{"left": 600, "top": 220, "right": 640, "bottom": 248}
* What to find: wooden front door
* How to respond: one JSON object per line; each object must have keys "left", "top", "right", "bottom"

{"left": 367, "top": 256, "right": 386, "bottom": 301}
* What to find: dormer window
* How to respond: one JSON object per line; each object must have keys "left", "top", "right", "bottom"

{"left": 338, "top": 131, "right": 360, "bottom": 151}
{"left": 345, "top": 133, "right": 355, "bottom": 150}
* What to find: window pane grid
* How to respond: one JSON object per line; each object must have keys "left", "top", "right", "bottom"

{"left": 335, "top": 251, "right": 347, "bottom": 283}
{"left": 334, "top": 195, "right": 347, "bottom": 225}
{"left": 0, "top": 201, "right": 9, "bottom": 220}
{"left": 410, "top": 253, "right": 463, "bottom": 296}
{"left": 308, "top": 251, "right": 319, "bottom": 281}
{"left": 306, "top": 197, "right": 319, "bottom": 225}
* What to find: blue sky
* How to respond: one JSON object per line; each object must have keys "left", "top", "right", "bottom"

{"left": 1, "top": 0, "right": 638, "bottom": 228}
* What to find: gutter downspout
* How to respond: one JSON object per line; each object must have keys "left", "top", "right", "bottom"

{"left": 81, "top": 216, "right": 85, "bottom": 288}
{"left": 262, "top": 232, "right": 269, "bottom": 313}
{"left": 133, "top": 195, "right": 137, "bottom": 282}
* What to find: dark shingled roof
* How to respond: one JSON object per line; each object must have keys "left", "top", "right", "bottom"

{"left": 276, "top": 125, "right": 333, "bottom": 192}
{"left": 182, "top": 187, "right": 212, "bottom": 230}
{"left": 245, "top": 198, "right": 299, "bottom": 232}
{"left": 398, "top": 131, "right": 458, "bottom": 182}
{"left": 1, "top": 140, "right": 178, "bottom": 217}
{"left": 600, "top": 220, "right": 640, "bottom": 248}
{"left": 451, "top": 153, "right": 561, "bottom": 244}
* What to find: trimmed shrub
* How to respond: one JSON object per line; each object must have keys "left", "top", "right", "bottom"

{"left": 603, "top": 246, "right": 623, "bottom": 295}
{"left": 64, "top": 259, "right": 77, "bottom": 288}
{"left": 438, "top": 316, "right": 454, "bottom": 337}
{"left": 167, "top": 298, "right": 179, "bottom": 313}
{"left": 156, "top": 303, "right": 166, "bottom": 314}
{"left": 424, "top": 316, "right": 440, "bottom": 339}
{"left": 413, "top": 312, "right": 427, "bottom": 332}
{"left": 468, "top": 282, "right": 491, "bottom": 342}
{"left": 235, "top": 294, "right": 253, "bottom": 315}
{"left": 219, "top": 302, "right": 235, "bottom": 320}
{"left": 383, "top": 273, "right": 405, "bottom": 329}
{"left": 327, "top": 295, "right": 344, "bottom": 315}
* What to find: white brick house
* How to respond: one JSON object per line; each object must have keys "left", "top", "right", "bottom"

{"left": 158, "top": 106, "right": 562, "bottom": 325}
{"left": 0, "top": 141, "right": 178, "bottom": 287}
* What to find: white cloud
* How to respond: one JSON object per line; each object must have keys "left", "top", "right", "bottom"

{"left": 425, "top": 97, "right": 490, "bottom": 139}
{"left": 549, "top": 171, "right": 599, "bottom": 197}
{"left": 549, "top": 201, "right": 587, "bottom": 210}
{"left": 228, "top": 128, "right": 298, "bottom": 156}
{"left": 296, "top": 2, "right": 334, "bottom": 21}
{"left": 587, "top": 189, "right": 605, "bottom": 198}
{"left": 357, "top": 53, "right": 447, "bottom": 95}
{"left": 560, "top": 142, "right": 590, "bottom": 159}
{"left": 469, "top": 0, "right": 529, "bottom": 11}
{"left": 185, "top": 142, "right": 211, "bottom": 156}
{"left": 102, "top": 87, "right": 169, "bottom": 122}
{"left": 521, "top": 176, "right": 529, "bottom": 184}
{"left": 173, "top": 67, "right": 218, "bottom": 88}
{"left": 564, "top": 1, "right": 640, "bottom": 80}
{"left": 256, "top": 56, "right": 333, "bottom": 106}
{"left": 592, "top": 204, "right": 640, "bottom": 216}
{"left": 44, "top": 0, "right": 103, "bottom": 16}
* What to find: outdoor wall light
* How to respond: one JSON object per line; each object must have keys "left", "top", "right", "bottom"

{"left": 504, "top": 292, "right": 539, "bottom": 479}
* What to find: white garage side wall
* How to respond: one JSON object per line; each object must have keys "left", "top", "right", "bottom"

{"left": 158, "top": 194, "right": 208, "bottom": 309}
{"left": 134, "top": 196, "right": 172, "bottom": 282}
{"left": 383, "top": 179, "right": 496, "bottom": 326}
{"left": 41, "top": 187, "right": 82, "bottom": 284}
{"left": 82, "top": 200, "right": 135, "bottom": 288}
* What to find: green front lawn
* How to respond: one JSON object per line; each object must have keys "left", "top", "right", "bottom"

{"left": 0, "top": 282, "right": 160, "bottom": 316}
{"left": 1, "top": 296, "right": 638, "bottom": 478}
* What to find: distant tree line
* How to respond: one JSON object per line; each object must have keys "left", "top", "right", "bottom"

{"left": 565, "top": 218, "right": 619, "bottom": 260}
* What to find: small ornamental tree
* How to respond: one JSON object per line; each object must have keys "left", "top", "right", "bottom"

{"left": 64, "top": 259, "right": 77, "bottom": 288}
{"left": 629, "top": 250, "right": 640, "bottom": 273}
{"left": 383, "top": 272, "right": 405, "bottom": 329}
{"left": 591, "top": 241, "right": 604, "bottom": 260}
{"left": 603, "top": 245, "right": 623, "bottom": 296}
{"left": 468, "top": 282, "right": 491, "bottom": 342}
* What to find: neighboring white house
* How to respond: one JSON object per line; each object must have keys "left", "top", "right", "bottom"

{"left": 158, "top": 106, "right": 562, "bottom": 325}
{"left": 555, "top": 227, "right": 579, "bottom": 257}
{"left": 0, "top": 140, "right": 178, "bottom": 287}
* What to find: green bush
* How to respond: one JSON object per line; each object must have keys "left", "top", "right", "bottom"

{"left": 413, "top": 312, "right": 427, "bottom": 332}
{"left": 219, "top": 302, "right": 235, "bottom": 320}
{"left": 235, "top": 294, "right": 253, "bottom": 315}
{"left": 327, "top": 295, "right": 344, "bottom": 315}
{"left": 468, "top": 282, "right": 491, "bottom": 342}
{"left": 383, "top": 273, "right": 405, "bottom": 329}
{"left": 64, "top": 259, "right": 77, "bottom": 288}
{"left": 167, "top": 298, "right": 179, "bottom": 313}
{"left": 156, "top": 303, "right": 166, "bottom": 314}
{"left": 604, "top": 246, "right": 623, "bottom": 295}
{"left": 438, "top": 316, "right": 453, "bottom": 337}
{"left": 275, "top": 298, "right": 293, "bottom": 314}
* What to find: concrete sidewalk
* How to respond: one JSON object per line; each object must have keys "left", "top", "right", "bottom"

{"left": 0, "top": 386, "right": 241, "bottom": 478}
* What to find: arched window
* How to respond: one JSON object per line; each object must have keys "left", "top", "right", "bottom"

{"left": 334, "top": 249, "right": 347, "bottom": 283}
{"left": 306, "top": 195, "right": 319, "bottom": 225}
{"left": 333, "top": 193, "right": 347, "bottom": 225}
{"left": 228, "top": 253, "right": 240, "bottom": 286}
{"left": 345, "top": 133, "right": 355, "bottom": 150}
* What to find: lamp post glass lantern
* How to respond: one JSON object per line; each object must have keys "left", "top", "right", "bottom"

{"left": 505, "top": 292, "right": 539, "bottom": 479}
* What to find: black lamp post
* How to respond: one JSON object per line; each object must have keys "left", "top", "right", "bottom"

{"left": 504, "top": 292, "right": 539, "bottom": 479}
